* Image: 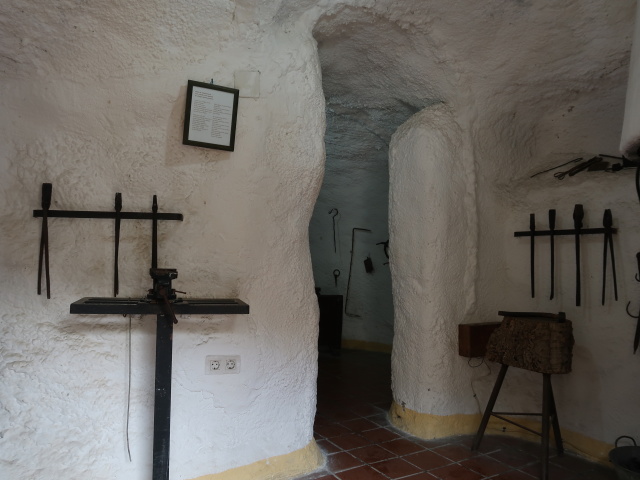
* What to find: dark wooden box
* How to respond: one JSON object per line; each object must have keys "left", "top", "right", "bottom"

{"left": 458, "top": 322, "right": 502, "bottom": 358}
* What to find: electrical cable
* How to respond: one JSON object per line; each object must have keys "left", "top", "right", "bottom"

{"left": 126, "top": 314, "right": 132, "bottom": 462}
{"left": 468, "top": 357, "right": 492, "bottom": 414}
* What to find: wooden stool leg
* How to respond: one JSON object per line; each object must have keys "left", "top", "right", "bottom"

{"left": 472, "top": 364, "right": 509, "bottom": 451}
{"left": 541, "top": 373, "right": 552, "bottom": 480}
{"left": 549, "top": 379, "right": 564, "bottom": 455}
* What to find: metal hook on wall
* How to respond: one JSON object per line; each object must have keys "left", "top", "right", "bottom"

{"left": 328, "top": 208, "right": 339, "bottom": 253}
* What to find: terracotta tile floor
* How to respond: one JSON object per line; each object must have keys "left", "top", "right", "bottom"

{"left": 297, "top": 349, "right": 617, "bottom": 480}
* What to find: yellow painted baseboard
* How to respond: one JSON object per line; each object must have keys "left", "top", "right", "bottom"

{"left": 190, "top": 440, "right": 324, "bottom": 480}
{"left": 389, "top": 401, "right": 614, "bottom": 465}
{"left": 341, "top": 339, "right": 392, "bottom": 353}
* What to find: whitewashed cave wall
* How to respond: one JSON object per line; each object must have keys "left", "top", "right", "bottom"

{"left": 0, "top": 1, "right": 325, "bottom": 479}
{"left": 387, "top": 0, "right": 640, "bottom": 459}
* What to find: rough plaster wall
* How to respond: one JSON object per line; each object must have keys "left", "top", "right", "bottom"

{"left": 389, "top": 104, "right": 478, "bottom": 414}
{"left": 381, "top": 0, "right": 640, "bottom": 450}
{"left": 0, "top": 1, "right": 325, "bottom": 479}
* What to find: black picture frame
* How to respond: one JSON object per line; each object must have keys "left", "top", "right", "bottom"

{"left": 182, "top": 80, "right": 239, "bottom": 151}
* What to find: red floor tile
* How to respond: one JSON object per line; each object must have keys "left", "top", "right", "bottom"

{"left": 404, "top": 450, "right": 453, "bottom": 470}
{"left": 316, "top": 439, "right": 342, "bottom": 454}
{"left": 431, "top": 443, "right": 478, "bottom": 462}
{"left": 342, "top": 417, "right": 379, "bottom": 433}
{"left": 326, "top": 452, "right": 363, "bottom": 472}
{"left": 335, "top": 465, "right": 389, "bottom": 480}
{"left": 349, "top": 444, "right": 397, "bottom": 463}
{"left": 371, "top": 457, "right": 422, "bottom": 478}
{"left": 381, "top": 437, "right": 426, "bottom": 456}
{"left": 460, "top": 455, "right": 511, "bottom": 476}
{"left": 429, "top": 463, "right": 484, "bottom": 480}
{"left": 315, "top": 423, "right": 352, "bottom": 439}
{"left": 359, "top": 427, "right": 401, "bottom": 443}
{"left": 491, "top": 470, "right": 538, "bottom": 480}
{"left": 330, "top": 433, "right": 371, "bottom": 451}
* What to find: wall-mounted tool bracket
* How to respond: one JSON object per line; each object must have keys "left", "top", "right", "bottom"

{"left": 514, "top": 206, "right": 618, "bottom": 306}
{"left": 32, "top": 183, "right": 183, "bottom": 298}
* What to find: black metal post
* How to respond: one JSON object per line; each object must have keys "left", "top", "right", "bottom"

{"left": 152, "top": 314, "right": 173, "bottom": 480}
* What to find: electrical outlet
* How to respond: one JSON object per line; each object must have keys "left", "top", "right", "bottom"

{"left": 206, "top": 355, "right": 240, "bottom": 375}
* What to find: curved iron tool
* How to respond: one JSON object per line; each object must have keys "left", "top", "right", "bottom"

{"left": 625, "top": 301, "right": 640, "bottom": 354}
{"left": 37, "top": 183, "right": 52, "bottom": 299}
{"left": 573, "top": 205, "right": 584, "bottom": 306}
{"left": 601, "top": 209, "right": 618, "bottom": 305}
{"left": 530, "top": 213, "right": 535, "bottom": 298}
{"left": 345, "top": 227, "right": 371, "bottom": 317}
{"left": 329, "top": 208, "right": 339, "bottom": 253}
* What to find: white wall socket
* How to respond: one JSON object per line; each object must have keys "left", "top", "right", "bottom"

{"left": 205, "top": 355, "right": 241, "bottom": 375}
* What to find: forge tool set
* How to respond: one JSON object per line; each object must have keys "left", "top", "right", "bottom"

{"left": 33, "top": 182, "right": 249, "bottom": 480}
{"left": 514, "top": 205, "right": 618, "bottom": 307}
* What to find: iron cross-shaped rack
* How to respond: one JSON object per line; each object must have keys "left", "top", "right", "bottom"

{"left": 32, "top": 182, "right": 250, "bottom": 480}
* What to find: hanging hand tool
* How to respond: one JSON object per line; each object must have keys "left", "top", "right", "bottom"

{"left": 152, "top": 195, "right": 158, "bottom": 269}
{"left": 333, "top": 269, "right": 340, "bottom": 286}
{"left": 573, "top": 204, "right": 584, "bottom": 306}
{"left": 636, "top": 252, "right": 640, "bottom": 282}
{"left": 345, "top": 227, "right": 371, "bottom": 317}
{"left": 329, "top": 208, "right": 339, "bottom": 253}
{"left": 364, "top": 256, "right": 374, "bottom": 273}
{"left": 601, "top": 209, "right": 618, "bottom": 305}
{"left": 529, "top": 213, "right": 535, "bottom": 298}
{"left": 37, "top": 183, "right": 52, "bottom": 299}
{"left": 625, "top": 301, "right": 640, "bottom": 354}
{"left": 113, "top": 193, "right": 122, "bottom": 297}
{"left": 554, "top": 156, "right": 602, "bottom": 180}
{"left": 377, "top": 240, "right": 389, "bottom": 265}
{"left": 548, "top": 210, "right": 556, "bottom": 300}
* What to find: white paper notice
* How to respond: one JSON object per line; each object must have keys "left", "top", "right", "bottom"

{"left": 188, "top": 86, "right": 234, "bottom": 146}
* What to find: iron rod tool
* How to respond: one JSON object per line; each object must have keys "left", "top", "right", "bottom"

{"left": 114, "top": 193, "right": 122, "bottom": 297}
{"left": 573, "top": 205, "right": 584, "bottom": 306}
{"left": 548, "top": 210, "right": 556, "bottom": 300}
{"left": 37, "top": 183, "right": 52, "bottom": 298}
{"left": 530, "top": 213, "right": 535, "bottom": 298}
{"left": 601, "top": 209, "right": 618, "bottom": 305}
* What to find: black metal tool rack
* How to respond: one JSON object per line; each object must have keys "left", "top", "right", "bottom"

{"left": 33, "top": 183, "right": 251, "bottom": 480}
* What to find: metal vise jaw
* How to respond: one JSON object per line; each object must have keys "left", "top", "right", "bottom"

{"left": 148, "top": 268, "right": 178, "bottom": 301}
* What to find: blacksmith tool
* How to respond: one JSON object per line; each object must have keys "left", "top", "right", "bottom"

{"left": 625, "top": 301, "right": 640, "bottom": 354}
{"left": 548, "top": 210, "right": 556, "bottom": 300}
{"left": 113, "top": 193, "right": 122, "bottom": 297}
{"left": 329, "top": 208, "right": 339, "bottom": 253}
{"left": 377, "top": 240, "right": 390, "bottom": 265}
{"left": 601, "top": 209, "right": 618, "bottom": 305}
{"left": 530, "top": 214, "right": 535, "bottom": 298}
{"left": 152, "top": 195, "right": 158, "bottom": 269}
{"left": 364, "top": 256, "right": 374, "bottom": 273}
{"left": 635, "top": 252, "right": 640, "bottom": 282}
{"left": 573, "top": 204, "right": 584, "bottom": 306}
{"left": 37, "top": 183, "right": 52, "bottom": 299}
{"left": 554, "top": 156, "right": 602, "bottom": 180}
{"left": 333, "top": 269, "right": 340, "bottom": 286}
{"left": 345, "top": 227, "right": 371, "bottom": 317}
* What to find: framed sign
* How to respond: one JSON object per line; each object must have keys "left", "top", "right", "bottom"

{"left": 182, "top": 80, "right": 239, "bottom": 151}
